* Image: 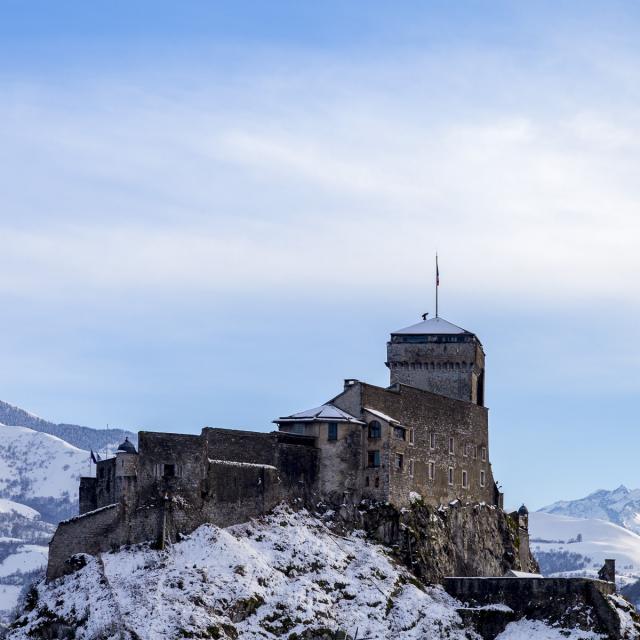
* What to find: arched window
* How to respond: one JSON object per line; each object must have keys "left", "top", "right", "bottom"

{"left": 368, "top": 420, "right": 382, "bottom": 439}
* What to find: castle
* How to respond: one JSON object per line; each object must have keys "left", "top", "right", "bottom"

{"left": 48, "top": 314, "right": 504, "bottom": 579}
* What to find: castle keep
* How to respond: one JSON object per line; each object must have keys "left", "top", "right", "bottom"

{"left": 48, "top": 315, "right": 505, "bottom": 579}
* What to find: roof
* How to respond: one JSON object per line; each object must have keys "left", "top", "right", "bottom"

{"left": 116, "top": 437, "right": 137, "bottom": 454}
{"left": 275, "top": 404, "right": 364, "bottom": 425}
{"left": 363, "top": 407, "right": 403, "bottom": 426}
{"left": 391, "top": 316, "right": 472, "bottom": 336}
{"left": 505, "top": 570, "right": 544, "bottom": 578}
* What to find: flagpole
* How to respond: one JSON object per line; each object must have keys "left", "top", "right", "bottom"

{"left": 435, "top": 253, "right": 439, "bottom": 318}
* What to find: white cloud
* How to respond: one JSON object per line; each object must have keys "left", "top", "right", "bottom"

{"left": 1, "top": 50, "right": 639, "bottom": 309}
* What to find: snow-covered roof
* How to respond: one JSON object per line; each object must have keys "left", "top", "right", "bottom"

{"left": 391, "top": 316, "right": 472, "bottom": 336}
{"left": 275, "top": 404, "right": 364, "bottom": 424}
{"left": 363, "top": 407, "right": 403, "bottom": 427}
{"left": 505, "top": 570, "right": 544, "bottom": 578}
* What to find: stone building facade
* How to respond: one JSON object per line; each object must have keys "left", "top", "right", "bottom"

{"left": 47, "top": 314, "right": 510, "bottom": 580}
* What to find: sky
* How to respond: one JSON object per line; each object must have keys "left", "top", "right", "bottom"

{"left": 1, "top": 1, "right": 639, "bottom": 509}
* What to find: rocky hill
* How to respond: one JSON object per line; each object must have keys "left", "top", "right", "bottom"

{"left": 5, "top": 507, "right": 635, "bottom": 640}
{"left": 0, "top": 400, "right": 136, "bottom": 453}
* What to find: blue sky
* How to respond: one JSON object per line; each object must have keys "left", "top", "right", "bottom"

{"left": 1, "top": 1, "right": 639, "bottom": 509}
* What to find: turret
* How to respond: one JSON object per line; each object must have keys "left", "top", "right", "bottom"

{"left": 115, "top": 437, "right": 138, "bottom": 507}
{"left": 386, "top": 316, "right": 485, "bottom": 405}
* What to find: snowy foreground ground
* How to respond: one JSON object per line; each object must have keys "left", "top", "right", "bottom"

{"left": 5, "top": 507, "right": 620, "bottom": 640}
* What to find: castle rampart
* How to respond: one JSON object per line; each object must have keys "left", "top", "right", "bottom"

{"left": 47, "top": 314, "right": 519, "bottom": 582}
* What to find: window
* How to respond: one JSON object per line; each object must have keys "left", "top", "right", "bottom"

{"left": 480, "top": 470, "right": 486, "bottom": 487}
{"left": 473, "top": 446, "right": 478, "bottom": 460}
{"left": 408, "top": 459, "right": 414, "bottom": 476}
{"left": 328, "top": 423, "right": 338, "bottom": 441}
{"left": 448, "top": 466, "right": 454, "bottom": 486}
{"left": 428, "top": 461, "right": 435, "bottom": 480}
{"left": 368, "top": 450, "right": 381, "bottom": 468}
{"left": 463, "top": 444, "right": 469, "bottom": 458}
{"left": 409, "top": 429, "right": 415, "bottom": 445}
{"left": 374, "top": 476, "right": 380, "bottom": 488}
{"left": 395, "top": 453, "right": 404, "bottom": 470}
{"left": 430, "top": 433, "right": 436, "bottom": 449}
{"left": 368, "top": 420, "right": 381, "bottom": 439}
{"left": 481, "top": 447, "right": 487, "bottom": 462}
{"left": 393, "top": 426, "right": 406, "bottom": 441}
{"left": 449, "top": 437, "right": 454, "bottom": 455}
{"left": 290, "top": 422, "right": 306, "bottom": 435}
{"left": 163, "top": 464, "right": 176, "bottom": 478}
{"left": 462, "top": 470, "right": 468, "bottom": 488}
{"left": 365, "top": 476, "right": 370, "bottom": 487}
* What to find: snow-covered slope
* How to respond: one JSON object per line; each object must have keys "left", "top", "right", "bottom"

{"left": 0, "top": 424, "right": 88, "bottom": 522}
{"left": 0, "top": 498, "right": 52, "bottom": 624}
{"left": 530, "top": 511, "right": 640, "bottom": 587}
{"left": 540, "top": 486, "right": 640, "bottom": 535}
{"left": 5, "top": 507, "right": 616, "bottom": 640}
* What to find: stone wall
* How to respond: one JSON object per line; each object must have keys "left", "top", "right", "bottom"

{"left": 204, "top": 428, "right": 277, "bottom": 466}
{"left": 47, "top": 504, "right": 122, "bottom": 579}
{"left": 332, "top": 382, "right": 496, "bottom": 507}
{"left": 444, "top": 576, "right": 620, "bottom": 638}
{"left": 313, "top": 422, "right": 363, "bottom": 502}
{"left": 79, "top": 477, "right": 97, "bottom": 514}
{"left": 47, "top": 458, "right": 284, "bottom": 580}
{"left": 387, "top": 335, "right": 484, "bottom": 404}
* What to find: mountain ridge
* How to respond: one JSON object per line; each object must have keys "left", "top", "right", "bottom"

{"left": 0, "top": 400, "right": 137, "bottom": 453}
{"left": 539, "top": 485, "right": 640, "bottom": 535}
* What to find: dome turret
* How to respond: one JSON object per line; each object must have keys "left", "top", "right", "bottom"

{"left": 116, "top": 437, "right": 137, "bottom": 455}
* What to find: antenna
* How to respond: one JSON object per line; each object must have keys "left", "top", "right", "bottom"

{"left": 435, "top": 253, "right": 440, "bottom": 318}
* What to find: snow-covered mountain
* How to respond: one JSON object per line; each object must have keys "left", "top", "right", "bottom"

{"left": 0, "top": 400, "right": 136, "bottom": 453}
{"left": 4, "top": 507, "right": 625, "bottom": 640}
{"left": 0, "top": 424, "right": 93, "bottom": 626}
{"left": 530, "top": 511, "right": 640, "bottom": 587}
{"left": 540, "top": 486, "right": 640, "bottom": 535}
{"left": 0, "top": 424, "right": 89, "bottom": 524}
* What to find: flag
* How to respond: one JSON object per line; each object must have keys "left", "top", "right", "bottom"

{"left": 436, "top": 255, "right": 440, "bottom": 286}
{"left": 90, "top": 450, "right": 97, "bottom": 464}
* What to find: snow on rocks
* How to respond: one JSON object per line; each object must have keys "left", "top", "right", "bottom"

{"left": 7, "top": 506, "right": 476, "bottom": 640}
{"left": 495, "top": 619, "right": 605, "bottom": 639}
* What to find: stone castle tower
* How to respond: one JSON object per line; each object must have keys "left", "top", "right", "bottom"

{"left": 386, "top": 315, "right": 485, "bottom": 405}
